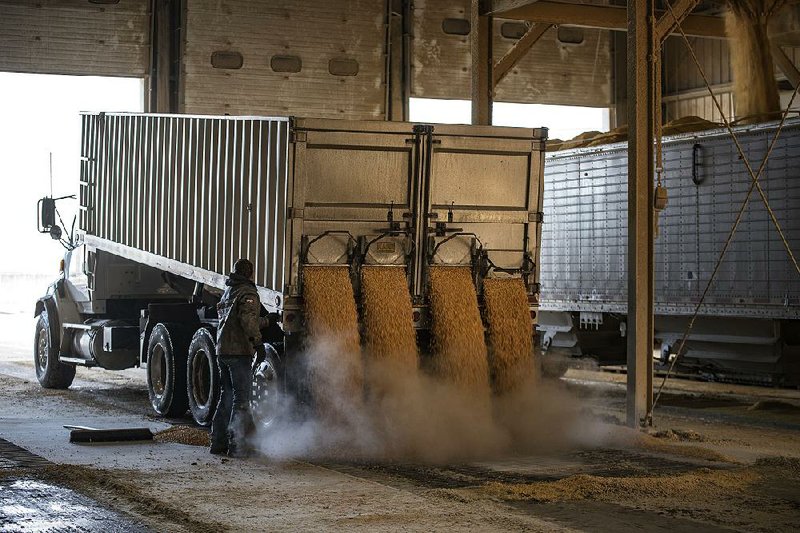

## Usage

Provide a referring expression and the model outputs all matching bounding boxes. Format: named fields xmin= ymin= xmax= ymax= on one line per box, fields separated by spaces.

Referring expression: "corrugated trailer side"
xmin=540 ymin=119 xmax=800 ymax=317
xmin=80 ymin=113 xmax=291 ymax=311
xmin=538 ymin=118 xmax=800 ymax=384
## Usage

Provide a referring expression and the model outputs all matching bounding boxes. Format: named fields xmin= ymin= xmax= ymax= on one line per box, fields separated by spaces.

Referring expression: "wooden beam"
xmin=471 ymin=0 xmax=492 ymax=125
xmin=481 ymin=0 xmax=539 ymax=16
xmin=493 ymin=23 xmax=551 ymax=88
xmin=655 ymin=0 xmax=700 ymax=42
xmin=772 ymin=43 xmax=800 ymax=88
xmin=772 ymin=31 xmax=800 ymax=48
xmin=501 ymin=1 xmax=726 ymax=39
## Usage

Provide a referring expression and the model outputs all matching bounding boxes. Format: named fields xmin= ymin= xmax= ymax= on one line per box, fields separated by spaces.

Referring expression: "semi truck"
xmin=34 ymin=112 xmax=547 ymax=426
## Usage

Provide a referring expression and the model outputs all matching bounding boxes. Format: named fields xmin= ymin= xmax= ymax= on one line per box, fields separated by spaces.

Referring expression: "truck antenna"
xmin=49 ymin=152 xmax=53 ymax=197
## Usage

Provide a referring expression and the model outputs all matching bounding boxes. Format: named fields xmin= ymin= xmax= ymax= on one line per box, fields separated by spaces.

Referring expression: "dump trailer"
xmin=538 ymin=118 xmax=800 ymax=386
xmin=34 ymin=112 xmax=547 ymax=425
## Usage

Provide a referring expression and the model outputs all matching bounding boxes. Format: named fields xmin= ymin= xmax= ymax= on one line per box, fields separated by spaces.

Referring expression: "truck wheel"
xmin=251 ymin=344 xmax=284 ymax=430
xmin=146 ymin=323 xmax=189 ymax=418
xmin=34 ymin=311 xmax=76 ymax=389
xmin=187 ymin=328 xmax=219 ymax=426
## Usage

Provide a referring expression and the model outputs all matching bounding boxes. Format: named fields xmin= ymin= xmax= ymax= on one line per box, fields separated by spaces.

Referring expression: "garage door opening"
xmin=0 ymin=72 xmax=143 ymax=357
xmin=409 ymin=97 xmax=610 ymax=141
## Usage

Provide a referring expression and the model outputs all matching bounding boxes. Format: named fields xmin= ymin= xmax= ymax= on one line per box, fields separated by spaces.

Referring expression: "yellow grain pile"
xmin=302 ymin=266 xmax=364 ymax=415
xmin=427 ymin=267 xmax=491 ymax=395
xmin=360 ymin=266 xmax=418 ymax=371
xmin=483 ymin=278 xmax=534 ymax=395
xmin=478 ymin=468 xmax=758 ymax=503
xmin=726 ymin=0 xmax=786 ymax=123
xmin=154 ymin=426 xmax=210 ymax=447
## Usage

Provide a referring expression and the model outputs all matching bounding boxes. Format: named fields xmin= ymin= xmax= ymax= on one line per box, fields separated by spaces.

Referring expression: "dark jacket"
xmin=216 ymin=274 xmax=263 ymax=356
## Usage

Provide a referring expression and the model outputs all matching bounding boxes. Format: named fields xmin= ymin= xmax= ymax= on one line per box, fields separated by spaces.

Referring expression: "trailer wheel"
xmin=34 ymin=311 xmax=75 ymax=389
xmin=251 ymin=344 xmax=283 ymax=430
xmin=146 ymin=323 xmax=189 ymax=418
xmin=186 ymin=328 xmax=219 ymax=426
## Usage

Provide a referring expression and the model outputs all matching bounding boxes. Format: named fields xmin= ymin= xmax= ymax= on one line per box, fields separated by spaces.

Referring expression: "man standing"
xmin=212 ymin=258 xmax=262 ymax=457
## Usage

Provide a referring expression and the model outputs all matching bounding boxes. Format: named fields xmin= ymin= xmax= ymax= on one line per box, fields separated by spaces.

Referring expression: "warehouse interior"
xmin=0 ymin=0 xmax=799 ymax=531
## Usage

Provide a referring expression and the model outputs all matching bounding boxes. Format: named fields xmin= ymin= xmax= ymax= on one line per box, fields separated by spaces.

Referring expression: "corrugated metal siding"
xmin=411 ymin=0 xmax=611 ymax=106
xmin=80 ymin=113 xmax=291 ymax=296
xmin=0 ymin=0 xmax=148 ymax=77
xmin=663 ymin=36 xmax=731 ymax=95
xmin=662 ymin=35 xmax=797 ymax=123
xmin=539 ymin=119 xmax=800 ymax=319
xmin=662 ymin=36 xmax=734 ymax=123
xmin=181 ymin=0 xmax=386 ymax=119
xmin=663 ymin=89 xmax=735 ymax=123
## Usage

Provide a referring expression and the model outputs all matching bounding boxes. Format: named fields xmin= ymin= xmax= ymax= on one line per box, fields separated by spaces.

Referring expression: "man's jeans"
xmin=211 ymin=355 xmax=253 ymax=453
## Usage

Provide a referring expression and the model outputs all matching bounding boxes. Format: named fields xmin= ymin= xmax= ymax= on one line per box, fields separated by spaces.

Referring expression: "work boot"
xmin=210 ymin=439 xmax=228 ymax=455
xmin=227 ymin=442 xmax=254 ymax=458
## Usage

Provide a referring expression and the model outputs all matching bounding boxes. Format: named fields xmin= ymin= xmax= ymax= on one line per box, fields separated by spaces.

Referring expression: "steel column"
xmin=626 ymin=0 xmax=655 ymax=428
xmin=470 ymin=0 xmax=492 ymax=125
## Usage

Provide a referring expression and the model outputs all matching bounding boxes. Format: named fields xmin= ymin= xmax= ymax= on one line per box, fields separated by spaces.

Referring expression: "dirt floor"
xmin=1 ymin=311 xmax=799 ymax=532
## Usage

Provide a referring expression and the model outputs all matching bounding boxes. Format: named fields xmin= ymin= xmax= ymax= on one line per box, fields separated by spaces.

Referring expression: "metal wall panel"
xmin=540 ymin=118 xmax=800 ymax=319
xmin=663 ymin=36 xmax=731 ymax=95
xmin=80 ymin=112 xmax=291 ymax=307
xmin=662 ymin=89 xmax=735 ymax=123
xmin=181 ymin=0 xmax=386 ymax=119
xmin=412 ymin=0 xmax=611 ymax=106
xmin=0 ymin=0 xmax=148 ymax=77
xmin=662 ymin=34 xmax=794 ymax=122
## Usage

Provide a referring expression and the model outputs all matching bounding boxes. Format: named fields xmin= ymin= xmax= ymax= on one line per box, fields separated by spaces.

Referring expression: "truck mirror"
xmin=39 ymin=197 xmax=56 ymax=229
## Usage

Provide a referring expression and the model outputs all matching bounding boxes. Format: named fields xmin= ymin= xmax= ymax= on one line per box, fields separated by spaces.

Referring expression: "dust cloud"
xmin=250 ymin=354 xmax=591 ymax=463
xmin=252 ymin=266 xmax=598 ymax=464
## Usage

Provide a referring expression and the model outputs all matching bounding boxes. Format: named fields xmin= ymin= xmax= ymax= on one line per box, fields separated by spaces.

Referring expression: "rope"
xmin=646 ymin=1 xmax=800 ymax=423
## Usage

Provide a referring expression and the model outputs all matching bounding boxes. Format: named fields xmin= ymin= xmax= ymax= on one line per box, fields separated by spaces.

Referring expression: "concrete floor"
xmin=1 ymin=310 xmax=799 ymax=532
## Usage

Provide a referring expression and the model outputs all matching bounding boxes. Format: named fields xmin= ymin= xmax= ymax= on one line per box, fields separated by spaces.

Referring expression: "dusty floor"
xmin=1 ymin=311 xmax=799 ymax=532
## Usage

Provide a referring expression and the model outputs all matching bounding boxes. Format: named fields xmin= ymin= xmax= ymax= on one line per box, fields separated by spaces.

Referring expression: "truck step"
xmin=58 ymin=356 xmax=96 ymax=367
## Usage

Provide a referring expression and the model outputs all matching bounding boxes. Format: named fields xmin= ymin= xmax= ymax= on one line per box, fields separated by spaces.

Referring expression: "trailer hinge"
xmin=528 ymin=211 xmax=544 ymax=223
xmin=291 ymin=131 xmax=307 ymax=143
xmin=288 ymin=208 xmax=304 ymax=219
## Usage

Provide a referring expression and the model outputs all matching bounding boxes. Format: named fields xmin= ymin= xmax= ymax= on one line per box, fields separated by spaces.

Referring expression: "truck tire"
xmin=146 ymin=323 xmax=189 ymax=418
xmin=251 ymin=344 xmax=284 ymax=430
xmin=186 ymin=328 xmax=219 ymax=426
xmin=34 ymin=311 xmax=76 ymax=389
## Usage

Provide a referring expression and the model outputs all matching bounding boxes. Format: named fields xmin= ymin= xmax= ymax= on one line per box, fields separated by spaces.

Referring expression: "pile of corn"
xmin=427 ymin=267 xmax=492 ymax=396
xmin=303 ymin=264 xmax=535 ymax=422
xmin=360 ymin=267 xmax=419 ymax=371
xmin=483 ymin=278 xmax=534 ymax=395
xmin=154 ymin=426 xmax=210 ymax=447
xmin=302 ymin=266 xmax=364 ymax=416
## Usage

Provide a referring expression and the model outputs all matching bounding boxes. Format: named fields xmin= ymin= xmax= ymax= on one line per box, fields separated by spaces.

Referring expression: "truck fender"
xmin=35 ymin=296 xmax=62 ymax=356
